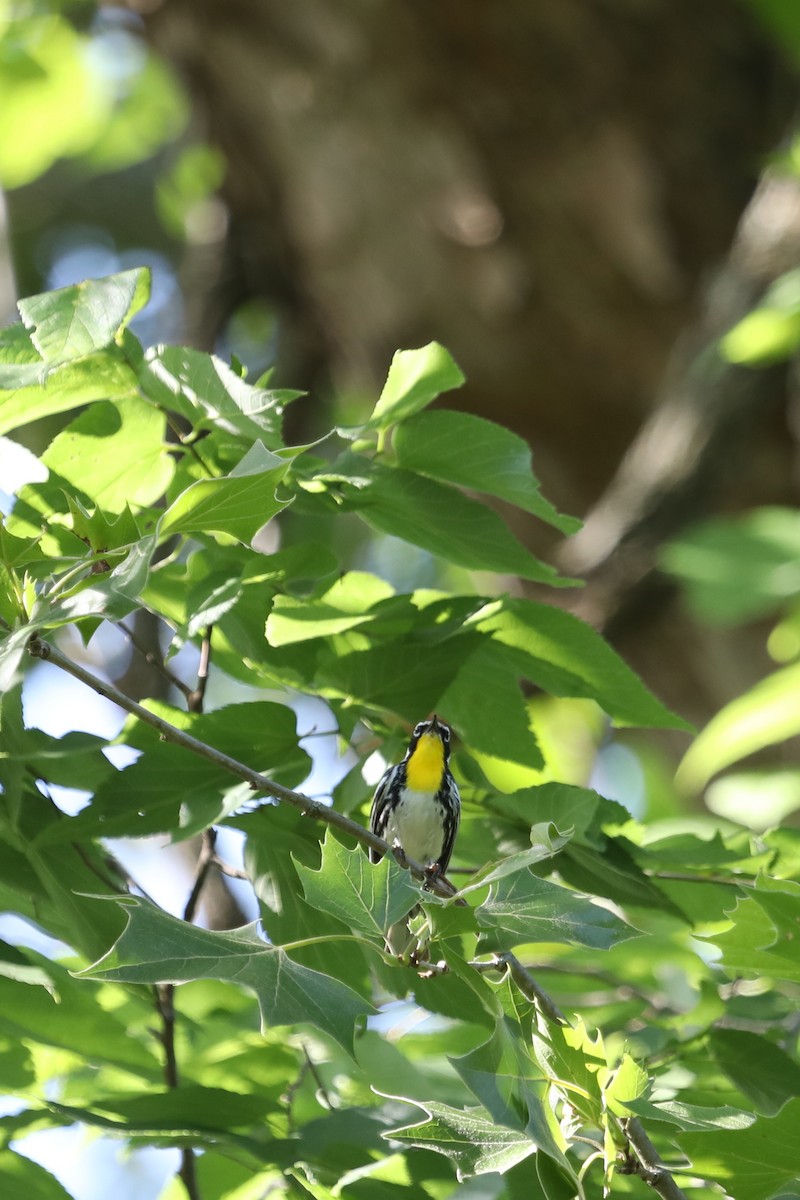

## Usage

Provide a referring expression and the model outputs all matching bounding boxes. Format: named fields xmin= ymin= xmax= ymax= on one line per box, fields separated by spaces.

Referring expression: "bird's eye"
xmin=441 ymin=726 xmax=450 ymax=742
xmin=413 ymin=723 xmax=425 ymax=737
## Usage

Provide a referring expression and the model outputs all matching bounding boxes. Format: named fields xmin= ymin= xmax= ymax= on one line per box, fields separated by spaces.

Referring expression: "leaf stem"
xmin=280 ymin=932 xmax=377 ymax=953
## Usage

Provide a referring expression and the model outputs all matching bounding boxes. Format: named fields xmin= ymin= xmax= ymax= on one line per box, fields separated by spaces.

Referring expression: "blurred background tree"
xmin=3 ymin=0 xmax=800 ymax=738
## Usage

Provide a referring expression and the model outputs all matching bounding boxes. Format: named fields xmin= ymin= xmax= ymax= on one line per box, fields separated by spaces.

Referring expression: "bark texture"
xmin=133 ymin=0 xmax=796 ymax=730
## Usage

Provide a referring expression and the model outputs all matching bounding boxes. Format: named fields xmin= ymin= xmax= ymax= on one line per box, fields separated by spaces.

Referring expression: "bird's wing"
xmin=368 ymin=763 xmax=400 ymax=862
xmin=438 ymin=776 xmax=461 ymax=875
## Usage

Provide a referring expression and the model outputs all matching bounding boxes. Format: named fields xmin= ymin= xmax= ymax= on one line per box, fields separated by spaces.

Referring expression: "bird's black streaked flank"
xmin=369 ymin=714 xmax=460 ymax=958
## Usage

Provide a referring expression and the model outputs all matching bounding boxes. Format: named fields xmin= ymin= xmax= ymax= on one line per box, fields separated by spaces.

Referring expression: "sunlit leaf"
xmin=678 ymin=661 xmax=800 ymax=791
xmin=386 ymin=1095 xmax=535 ymax=1179
xmin=158 ymin=441 xmax=291 ymax=543
xmin=394 ymin=409 xmax=580 ymax=535
xmin=18 ymin=269 xmax=150 ymax=364
xmin=296 ymin=830 xmax=420 ymax=939
xmin=365 ymin=342 xmax=464 ymax=430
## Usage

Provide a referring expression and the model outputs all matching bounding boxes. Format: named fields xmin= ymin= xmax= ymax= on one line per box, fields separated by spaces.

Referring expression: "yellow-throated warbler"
xmin=369 ymin=715 xmax=460 ymax=955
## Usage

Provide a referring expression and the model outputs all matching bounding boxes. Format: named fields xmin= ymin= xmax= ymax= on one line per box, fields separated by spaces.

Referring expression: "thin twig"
xmin=152 ymin=986 xmax=201 ymax=1199
xmin=212 ymin=856 xmax=250 ymax=881
xmin=187 ymin=626 xmax=212 ymax=713
xmin=119 ymin=620 xmax=193 ymax=702
xmin=302 ymin=1043 xmax=332 ymax=1109
xmin=183 ymin=828 xmax=218 ymax=923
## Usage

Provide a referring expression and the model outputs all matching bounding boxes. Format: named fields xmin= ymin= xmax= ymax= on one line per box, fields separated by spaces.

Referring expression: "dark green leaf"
xmin=709 ymin=1029 xmax=800 ymax=1115
xmin=0 ymin=1149 xmax=74 ymax=1200
xmin=477 ymin=871 xmax=637 ymax=950
xmin=393 ymin=410 xmax=580 ymax=535
xmin=345 ymin=465 xmax=573 ymax=586
xmin=678 ymin=1097 xmax=800 ymax=1200
xmin=475 ymin=598 xmax=691 ymax=730
xmin=296 ymin=831 xmax=420 ymax=938
xmin=37 ymin=700 xmax=310 ymax=843
xmin=450 ymin=1020 xmax=568 ymax=1166
xmin=0 ymin=939 xmax=55 ymax=994
xmin=78 ymin=898 xmax=375 ymax=1053
xmin=386 ymin=1096 xmax=536 ymax=1179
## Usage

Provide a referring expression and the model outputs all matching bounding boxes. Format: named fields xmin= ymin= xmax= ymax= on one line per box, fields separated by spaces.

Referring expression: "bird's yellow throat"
xmin=405 ymin=731 xmax=445 ymax=792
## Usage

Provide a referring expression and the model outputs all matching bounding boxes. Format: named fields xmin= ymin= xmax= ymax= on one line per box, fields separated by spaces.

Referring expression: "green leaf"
xmin=0 ymin=968 xmax=159 ymax=1075
xmin=709 ymin=1028 xmax=800 ymax=1115
xmin=366 ymin=342 xmax=464 ymax=430
xmin=345 ymin=465 xmax=573 ymax=586
xmin=78 ymin=898 xmax=375 ymax=1053
xmin=386 ymin=1096 xmax=536 ymax=1179
xmin=240 ymin=807 xmax=371 ymax=989
xmin=266 ymin=572 xmax=396 ymax=646
xmin=0 ymin=940 xmax=56 ymax=994
xmin=703 ymin=885 xmax=800 ymax=984
xmin=602 ymin=1052 xmax=649 ymax=1116
xmin=0 ymin=1149 xmax=74 ymax=1200
xmin=531 ymin=1015 xmax=605 ymax=1127
xmin=474 ymin=598 xmax=691 ymax=731
xmin=144 ymin=344 xmax=292 ymax=448
xmin=662 ymin=507 xmax=800 ymax=627
xmin=158 ymin=440 xmax=291 ymax=543
xmin=393 ymin=410 xmax=580 ymax=535
xmin=458 ymin=835 xmax=571 ymax=898
xmin=43 ymin=395 xmax=173 ymax=512
xmin=558 ymin=839 xmax=685 ymax=917
xmin=0 ymin=351 xmax=139 ymax=438
xmin=295 ymin=831 xmax=420 ymax=939
xmin=678 ymin=661 xmax=800 ymax=791
xmin=476 ymin=871 xmax=637 ymax=951
xmin=450 ymin=1020 xmax=569 ymax=1166
xmin=625 ymin=1097 xmax=755 ymax=1132
xmin=18 ymin=269 xmax=150 ymax=364
xmin=437 ymin=640 xmax=544 ymax=768
xmin=678 ymin=1096 xmax=800 ymax=1200
xmin=37 ymin=700 xmax=310 ymax=843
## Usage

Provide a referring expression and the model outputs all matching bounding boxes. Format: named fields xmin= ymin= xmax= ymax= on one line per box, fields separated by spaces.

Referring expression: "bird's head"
xmin=404 ymin=714 xmax=452 ymax=791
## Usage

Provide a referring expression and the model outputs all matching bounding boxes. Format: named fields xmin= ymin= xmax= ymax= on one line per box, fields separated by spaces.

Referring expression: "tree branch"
xmin=26 ymin=634 xmax=451 ymax=894
xmin=622 ymin=1118 xmax=688 ymax=1200
xmin=26 ymin=632 xmax=686 ymax=1199
xmin=471 ymin=953 xmax=569 ymax=1027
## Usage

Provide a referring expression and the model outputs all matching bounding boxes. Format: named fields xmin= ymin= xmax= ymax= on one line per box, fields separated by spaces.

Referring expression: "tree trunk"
xmin=135 ymin=0 xmax=795 ymax=729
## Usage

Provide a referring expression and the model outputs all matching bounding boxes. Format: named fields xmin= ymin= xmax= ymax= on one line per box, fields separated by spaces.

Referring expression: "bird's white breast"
xmin=383 ymin=789 xmax=445 ymax=866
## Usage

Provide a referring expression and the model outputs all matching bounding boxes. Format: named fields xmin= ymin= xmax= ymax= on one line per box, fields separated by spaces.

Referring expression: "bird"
xmin=369 ymin=714 xmax=460 ymax=958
